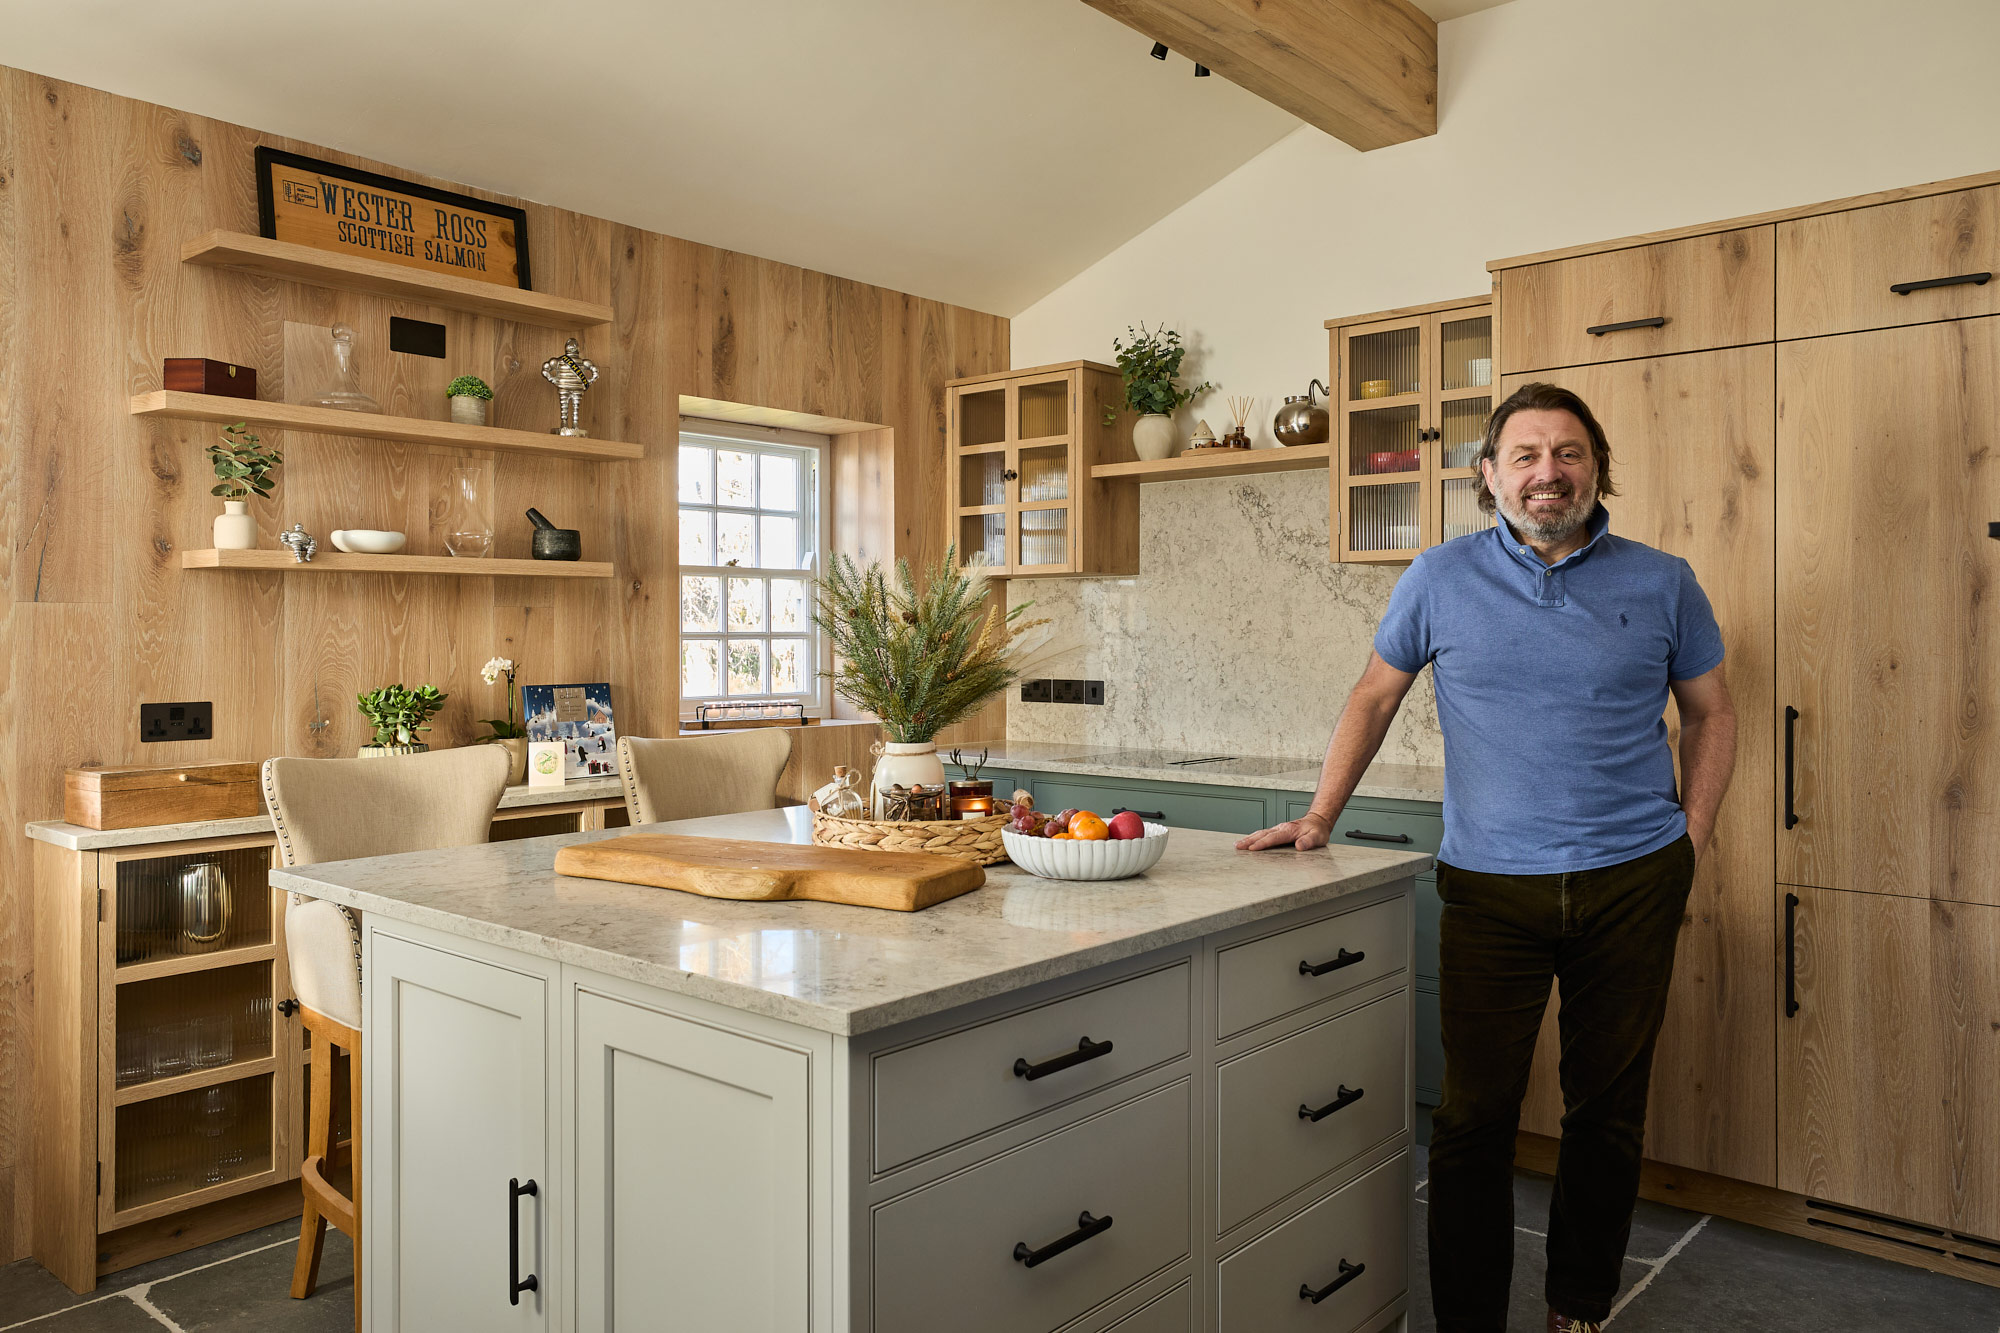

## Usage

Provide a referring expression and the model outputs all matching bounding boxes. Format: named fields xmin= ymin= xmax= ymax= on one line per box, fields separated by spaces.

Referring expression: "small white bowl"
xmin=1002 ymin=824 xmax=1169 ymax=881
xmin=331 ymin=529 xmax=407 ymax=554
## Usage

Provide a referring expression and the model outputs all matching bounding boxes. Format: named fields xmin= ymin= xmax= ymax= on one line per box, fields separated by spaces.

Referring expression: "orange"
xmin=1051 ymin=831 xmax=1076 ymax=840
xmin=1069 ymin=811 xmax=1110 ymax=841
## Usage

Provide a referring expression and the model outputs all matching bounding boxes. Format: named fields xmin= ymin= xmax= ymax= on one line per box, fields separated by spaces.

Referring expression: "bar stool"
xmin=262 ymin=745 xmax=511 ymax=1332
xmin=617 ymin=730 xmax=796 ymax=824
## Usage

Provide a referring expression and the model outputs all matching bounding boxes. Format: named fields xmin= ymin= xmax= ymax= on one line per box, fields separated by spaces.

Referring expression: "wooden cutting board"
xmin=552 ymin=834 xmax=985 ymax=912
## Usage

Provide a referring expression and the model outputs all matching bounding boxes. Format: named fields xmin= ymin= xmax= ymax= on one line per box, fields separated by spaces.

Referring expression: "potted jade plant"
xmin=355 ymin=683 xmax=448 ymax=757
xmin=814 ymin=546 xmax=1045 ymax=817
xmin=206 ymin=422 xmax=282 ymax=549
xmin=477 ymin=655 xmax=527 ymax=783
xmin=1103 ymin=324 xmax=1213 ymax=462
xmin=446 ymin=374 xmax=493 ymax=426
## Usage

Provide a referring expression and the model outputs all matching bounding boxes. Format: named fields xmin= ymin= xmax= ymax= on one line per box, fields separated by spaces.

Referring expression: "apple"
xmin=1107 ymin=810 xmax=1146 ymax=841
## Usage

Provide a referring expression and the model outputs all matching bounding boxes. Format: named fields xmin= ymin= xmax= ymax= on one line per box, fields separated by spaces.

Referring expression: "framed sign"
xmin=255 ymin=146 xmax=533 ymax=290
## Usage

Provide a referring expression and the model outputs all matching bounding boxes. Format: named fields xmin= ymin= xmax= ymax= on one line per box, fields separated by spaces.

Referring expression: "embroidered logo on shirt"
xmin=1619 ymin=612 xmax=1629 ymax=627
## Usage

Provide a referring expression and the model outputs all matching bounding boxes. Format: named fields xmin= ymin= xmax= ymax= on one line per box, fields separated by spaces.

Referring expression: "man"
xmin=1237 ymin=382 xmax=1737 ymax=1333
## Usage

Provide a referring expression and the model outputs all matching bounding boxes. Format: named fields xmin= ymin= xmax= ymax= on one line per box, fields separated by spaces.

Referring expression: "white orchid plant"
xmin=478 ymin=656 xmax=524 ymax=740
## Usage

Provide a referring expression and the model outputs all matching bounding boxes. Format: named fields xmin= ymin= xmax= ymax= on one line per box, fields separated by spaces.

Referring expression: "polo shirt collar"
xmin=1497 ymin=503 xmax=1612 ymax=573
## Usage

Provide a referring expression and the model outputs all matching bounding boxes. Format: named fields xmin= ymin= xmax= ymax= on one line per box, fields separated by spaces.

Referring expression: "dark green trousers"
xmin=1427 ymin=834 xmax=1695 ymax=1331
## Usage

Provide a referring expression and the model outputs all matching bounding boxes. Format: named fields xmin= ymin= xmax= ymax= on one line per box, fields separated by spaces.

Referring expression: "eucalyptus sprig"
xmin=1102 ymin=323 xmax=1213 ymax=425
xmin=206 ymin=422 xmax=283 ymax=501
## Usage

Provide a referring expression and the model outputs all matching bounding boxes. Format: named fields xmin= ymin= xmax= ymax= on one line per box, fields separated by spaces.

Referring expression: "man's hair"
xmin=1472 ymin=382 xmax=1618 ymax=515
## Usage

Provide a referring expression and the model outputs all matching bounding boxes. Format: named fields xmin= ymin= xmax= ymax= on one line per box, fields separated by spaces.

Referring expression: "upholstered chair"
xmin=616 ymin=730 xmax=796 ymax=825
xmin=262 ymin=745 xmax=510 ymax=1331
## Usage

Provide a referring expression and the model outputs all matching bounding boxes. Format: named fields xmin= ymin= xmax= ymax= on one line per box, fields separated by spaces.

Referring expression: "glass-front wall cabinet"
xmin=1330 ymin=297 xmax=1497 ymax=563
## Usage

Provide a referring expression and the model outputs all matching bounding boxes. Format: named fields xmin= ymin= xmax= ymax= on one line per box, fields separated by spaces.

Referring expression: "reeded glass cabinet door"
xmin=949 ymin=371 xmax=1081 ymax=575
xmin=1434 ymin=313 xmax=1495 ymax=545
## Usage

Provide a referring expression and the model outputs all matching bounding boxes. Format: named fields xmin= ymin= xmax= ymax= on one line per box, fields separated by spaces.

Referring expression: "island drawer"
xmin=872 ymin=1081 xmax=1191 ymax=1333
xmin=873 ymin=962 xmax=1190 ymax=1171
xmin=1216 ymin=896 xmax=1409 ymax=1039
xmin=1217 ymin=992 xmax=1409 ymax=1234
xmin=1215 ymin=1150 xmax=1409 ymax=1333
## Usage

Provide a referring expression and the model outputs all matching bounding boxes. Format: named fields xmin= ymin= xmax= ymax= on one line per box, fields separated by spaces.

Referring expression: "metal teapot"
xmin=1273 ymin=378 xmax=1331 ymax=447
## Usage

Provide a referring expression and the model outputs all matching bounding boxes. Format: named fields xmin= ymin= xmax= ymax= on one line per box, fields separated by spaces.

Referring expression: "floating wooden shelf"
xmin=1091 ymin=442 xmax=1333 ymax=483
xmin=183 ymin=550 xmax=614 ymax=579
xmin=131 ymin=391 xmax=644 ymax=462
xmin=181 ymin=230 xmax=614 ymax=330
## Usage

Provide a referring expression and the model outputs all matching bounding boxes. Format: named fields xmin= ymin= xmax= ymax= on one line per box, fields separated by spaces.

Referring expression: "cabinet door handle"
xmin=1112 ymin=807 xmax=1164 ymax=820
xmin=1299 ymin=1258 xmax=1366 ymax=1304
xmin=1014 ymin=1036 xmax=1114 ymax=1081
xmin=1784 ymin=892 xmax=1800 ymax=1018
xmin=1890 ymin=271 xmax=1992 ymax=295
xmin=509 ymin=1178 xmax=540 ymax=1306
xmin=1001 ymin=468 xmax=1019 ymax=480
xmin=1298 ymin=1084 xmax=1365 ymax=1122
xmin=1783 ymin=705 xmax=1800 ymax=830
xmin=1013 ymin=1210 xmax=1113 ymax=1268
xmin=1585 ymin=316 xmax=1667 ymax=336
xmin=1344 ymin=828 xmax=1412 ymax=844
xmin=276 ymin=998 xmax=300 ymax=1017
xmin=1299 ymin=947 xmax=1365 ymax=977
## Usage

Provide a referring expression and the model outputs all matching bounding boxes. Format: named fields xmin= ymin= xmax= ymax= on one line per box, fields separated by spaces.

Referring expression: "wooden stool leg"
xmin=292 ymin=1030 xmax=333 ymax=1299
xmin=350 ymin=1032 xmax=364 ymax=1333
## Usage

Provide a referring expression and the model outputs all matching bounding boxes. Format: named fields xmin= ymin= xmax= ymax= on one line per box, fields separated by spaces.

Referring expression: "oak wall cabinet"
xmin=1326 ymin=296 xmax=1496 ymax=563
xmin=946 ymin=362 xmax=1137 ymax=577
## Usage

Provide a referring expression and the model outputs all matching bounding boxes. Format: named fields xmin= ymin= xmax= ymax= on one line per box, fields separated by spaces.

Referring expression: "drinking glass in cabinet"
xmin=1019 ymin=509 xmax=1069 ymax=566
xmin=1351 ymin=482 xmax=1421 ymax=552
xmin=1348 ymin=326 xmax=1422 ymax=399
xmin=961 ymin=513 xmax=1006 ymax=567
xmin=114 ymin=1075 xmax=273 ymax=1212
xmin=1018 ymin=446 xmax=1069 ymax=502
xmin=1440 ymin=316 xmax=1494 ymax=391
xmin=1349 ymin=405 xmax=1422 ymax=475
xmin=117 ymin=848 xmax=271 ymax=965
xmin=117 ymin=964 xmax=274 ymax=1089
xmin=1439 ymin=397 xmax=1490 ymax=470
xmin=959 ymin=388 xmax=1005 ymax=446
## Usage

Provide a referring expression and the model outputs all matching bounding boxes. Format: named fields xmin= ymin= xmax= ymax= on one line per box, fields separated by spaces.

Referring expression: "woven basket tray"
xmin=808 ymin=801 xmax=1009 ymax=866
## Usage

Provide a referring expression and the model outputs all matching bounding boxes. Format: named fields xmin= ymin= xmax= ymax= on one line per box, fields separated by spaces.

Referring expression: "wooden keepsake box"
xmin=65 ymin=761 xmax=266 ymax=830
xmin=163 ymin=357 xmax=258 ymax=399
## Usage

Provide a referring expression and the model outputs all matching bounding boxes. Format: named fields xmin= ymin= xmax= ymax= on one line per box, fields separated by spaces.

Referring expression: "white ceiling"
xmin=1 ymin=0 xmax=1511 ymax=316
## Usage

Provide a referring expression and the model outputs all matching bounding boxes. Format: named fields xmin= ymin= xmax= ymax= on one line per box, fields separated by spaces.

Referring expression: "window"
xmin=678 ymin=424 xmax=826 ymax=716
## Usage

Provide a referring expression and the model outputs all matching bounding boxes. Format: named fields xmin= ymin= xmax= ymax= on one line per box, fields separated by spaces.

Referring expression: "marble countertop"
xmin=271 ymin=806 xmax=1430 ymax=1037
xmin=951 ymin=741 xmax=1445 ymax=804
xmin=25 ymin=776 xmax=628 ymax=851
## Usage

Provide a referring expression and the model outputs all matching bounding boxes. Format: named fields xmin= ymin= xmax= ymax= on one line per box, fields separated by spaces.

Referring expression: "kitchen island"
xmin=273 ymin=806 xmax=1427 ymax=1333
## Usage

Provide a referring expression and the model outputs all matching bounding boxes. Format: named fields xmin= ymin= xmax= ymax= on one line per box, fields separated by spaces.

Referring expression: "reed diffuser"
xmin=1223 ymin=396 xmax=1254 ymax=449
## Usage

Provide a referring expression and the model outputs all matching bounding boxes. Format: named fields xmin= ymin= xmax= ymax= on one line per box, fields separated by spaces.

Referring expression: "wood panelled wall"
xmin=0 ymin=67 xmax=1008 ymax=1262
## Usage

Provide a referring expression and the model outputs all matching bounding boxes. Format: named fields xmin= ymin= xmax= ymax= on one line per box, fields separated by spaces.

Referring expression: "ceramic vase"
xmin=450 ymin=395 xmax=488 ymax=426
xmin=872 ymin=742 xmax=947 ymax=818
xmin=213 ymin=500 xmax=256 ymax=550
xmin=358 ymin=742 xmax=429 ymax=759
xmin=492 ymin=736 xmax=528 ymax=785
xmin=1133 ymin=414 xmax=1177 ymax=463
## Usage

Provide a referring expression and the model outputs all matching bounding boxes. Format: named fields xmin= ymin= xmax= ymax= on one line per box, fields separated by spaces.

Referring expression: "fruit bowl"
xmin=1001 ymin=823 xmax=1169 ymax=881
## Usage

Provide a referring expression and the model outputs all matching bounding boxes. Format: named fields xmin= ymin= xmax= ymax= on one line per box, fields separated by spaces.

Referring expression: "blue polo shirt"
xmin=1373 ymin=506 xmax=1724 ymax=874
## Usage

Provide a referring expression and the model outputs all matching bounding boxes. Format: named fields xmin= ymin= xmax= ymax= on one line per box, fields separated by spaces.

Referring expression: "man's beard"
xmin=1496 ymin=477 xmax=1597 ymax=545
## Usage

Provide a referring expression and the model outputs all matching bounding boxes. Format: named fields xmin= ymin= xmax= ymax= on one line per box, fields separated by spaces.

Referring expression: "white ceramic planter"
xmin=450 ymin=396 xmax=489 ymax=426
xmin=213 ymin=500 xmax=257 ymax=550
xmin=1133 ymin=414 xmax=1177 ymax=462
xmin=871 ymin=741 xmax=947 ymax=816
xmin=358 ymin=743 xmax=429 ymax=759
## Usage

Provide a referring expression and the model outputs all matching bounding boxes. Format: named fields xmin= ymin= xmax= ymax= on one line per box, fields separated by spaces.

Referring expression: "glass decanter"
xmin=304 ymin=323 xmax=381 ymax=413
xmin=443 ymin=465 xmax=493 ymax=558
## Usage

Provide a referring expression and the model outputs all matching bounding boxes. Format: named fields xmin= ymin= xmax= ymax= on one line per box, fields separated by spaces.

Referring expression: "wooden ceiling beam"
xmin=1082 ymin=0 xmax=1437 ymax=151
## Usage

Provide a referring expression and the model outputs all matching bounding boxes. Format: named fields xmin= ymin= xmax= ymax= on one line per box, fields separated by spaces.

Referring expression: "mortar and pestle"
xmin=526 ymin=508 xmax=582 ymax=561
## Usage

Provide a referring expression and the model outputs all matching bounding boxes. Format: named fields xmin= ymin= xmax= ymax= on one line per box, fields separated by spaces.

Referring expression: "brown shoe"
xmin=1548 ymin=1313 xmax=1604 ymax=1333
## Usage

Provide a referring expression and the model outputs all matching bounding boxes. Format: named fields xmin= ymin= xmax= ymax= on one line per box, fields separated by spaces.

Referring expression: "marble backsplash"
xmin=1005 ymin=467 xmax=1445 ymax=765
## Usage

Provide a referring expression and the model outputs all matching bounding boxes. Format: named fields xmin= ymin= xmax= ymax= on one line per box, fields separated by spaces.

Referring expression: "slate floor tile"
xmin=147 ymin=1228 xmax=353 ymax=1333
xmin=2 ymin=1296 xmax=164 ymax=1331
xmin=1509 ymin=1166 xmax=1705 ymax=1262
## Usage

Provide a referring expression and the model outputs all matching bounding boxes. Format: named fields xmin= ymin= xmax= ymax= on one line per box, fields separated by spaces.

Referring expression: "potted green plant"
xmin=814 ymin=546 xmax=1045 ymax=816
xmin=206 ymin=422 xmax=283 ymax=550
xmin=1102 ymin=324 xmax=1214 ymax=462
xmin=355 ymin=683 xmax=448 ymax=757
xmin=477 ymin=656 xmax=527 ymax=783
xmin=446 ymin=374 xmax=493 ymax=426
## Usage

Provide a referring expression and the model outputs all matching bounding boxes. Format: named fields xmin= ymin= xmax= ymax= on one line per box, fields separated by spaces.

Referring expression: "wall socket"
xmin=1019 ymin=679 xmax=1104 ymax=706
xmin=141 ymin=701 xmax=213 ymax=743
xmin=1019 ymin=679 xmax=1053 ymax=703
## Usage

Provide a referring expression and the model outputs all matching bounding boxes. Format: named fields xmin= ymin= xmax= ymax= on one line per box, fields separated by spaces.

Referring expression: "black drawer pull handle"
xmin=1585 ymin=316 xmax=1667 ymax=336
xmin=509 ymin=1177 xmax=539 ymax=1306
xmin=1890 ymin=271 xmax=1991 ymax=295
xmin=1343 ymin=828 xmax=1412 ymax=844
xmin=1299 ymin=948 xmax=1365 ymax=978
xmin=1783 ymin=705 xmax=1800 ymax=830
xmin=1014 ymin=1210 xmax=1113 ymax=1268
xmin=1300 ymin=1258 xmax=1366 ymax=1304
xmin=1299 ymin=1085 xmax=1365 ymax=1122
xmin=1014 ymin=1036 xmax=1114 ymax=1081
xmin=1785 ymin=892 xmax=1800 ymax=1018
xmin=1112 ymin=807 xmax=1165 ymax=820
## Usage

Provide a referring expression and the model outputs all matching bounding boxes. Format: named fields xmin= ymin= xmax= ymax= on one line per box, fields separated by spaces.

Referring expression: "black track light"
xmin=1150 ymin=41 xmax=1168 ymax=59
xmin=1194 ymin=63 xmax=1210 ymax=76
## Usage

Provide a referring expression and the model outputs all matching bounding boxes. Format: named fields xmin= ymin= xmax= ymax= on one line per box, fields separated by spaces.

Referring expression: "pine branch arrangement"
xmin=814 ymin=546 xmax=1044 ymax=744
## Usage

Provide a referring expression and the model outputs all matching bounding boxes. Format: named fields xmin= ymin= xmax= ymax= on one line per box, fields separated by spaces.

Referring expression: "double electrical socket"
xmin=1020 ymin=678 xmax=1104 ymax=705
xmin=141 ymin=701 xmax=213 ymax=742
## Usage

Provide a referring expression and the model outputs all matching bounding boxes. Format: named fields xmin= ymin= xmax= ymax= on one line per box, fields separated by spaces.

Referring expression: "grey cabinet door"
xmin=1029 ymin=777 xmax=1268 ymax=835
xmin=1215 ymin=1150 xmax=1410 ymax=1333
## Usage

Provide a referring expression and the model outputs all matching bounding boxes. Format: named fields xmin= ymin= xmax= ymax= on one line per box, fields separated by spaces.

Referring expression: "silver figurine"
xmin=279 ymin=524 xmax=317 ymax=563
xmin=541 ymin=337 xmax=600 ymax=437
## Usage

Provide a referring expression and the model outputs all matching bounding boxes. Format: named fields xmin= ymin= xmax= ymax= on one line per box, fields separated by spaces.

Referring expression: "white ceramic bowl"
xmin=331 ymin=529 xmax=407 ymax=554
xmin=1002 ymin=824 xmax=1169 ymax=881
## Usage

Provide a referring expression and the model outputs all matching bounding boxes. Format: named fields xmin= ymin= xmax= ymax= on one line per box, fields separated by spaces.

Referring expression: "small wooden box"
xmin=163 ymin=358 xmax=258 ymax=399
xmin=64 ymin=761 xmax=266 ymax=830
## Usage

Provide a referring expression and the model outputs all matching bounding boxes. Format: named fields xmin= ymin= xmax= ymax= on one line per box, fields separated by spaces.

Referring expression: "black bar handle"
xmin=276 ymin=998 xmax=300 ymax=1017
xmin=1299 ymin=1258 xmax=1366 ymax=1304
xmin=509 ymin=1178 xmax=540 ymax=1306
xmin=1299 ymin=1085 xmax=1365 ymax=1123
xmin=1586 ymin=316 xmax=1667 ymax=336
xmin=1013 ymin=1210 xmax=1113 ymax=1268
xmin=1014 ymin=1036 xmax=1114 ymax=1082
xmin=1785 ymin=892 xmax=1800 ymax=1018
xmin=1784 ymin=705 xmax=1800 ymax=830
xmin=1112 ymin=807 xmax=1165 ymax=820
xmin=1344 ymin=828 xmax=1413 ymax=844
xmin=1299 ymin=947 xmax=1365 ymax=978
xmin=1890 ymin=271 xmax=1991 ymax=295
